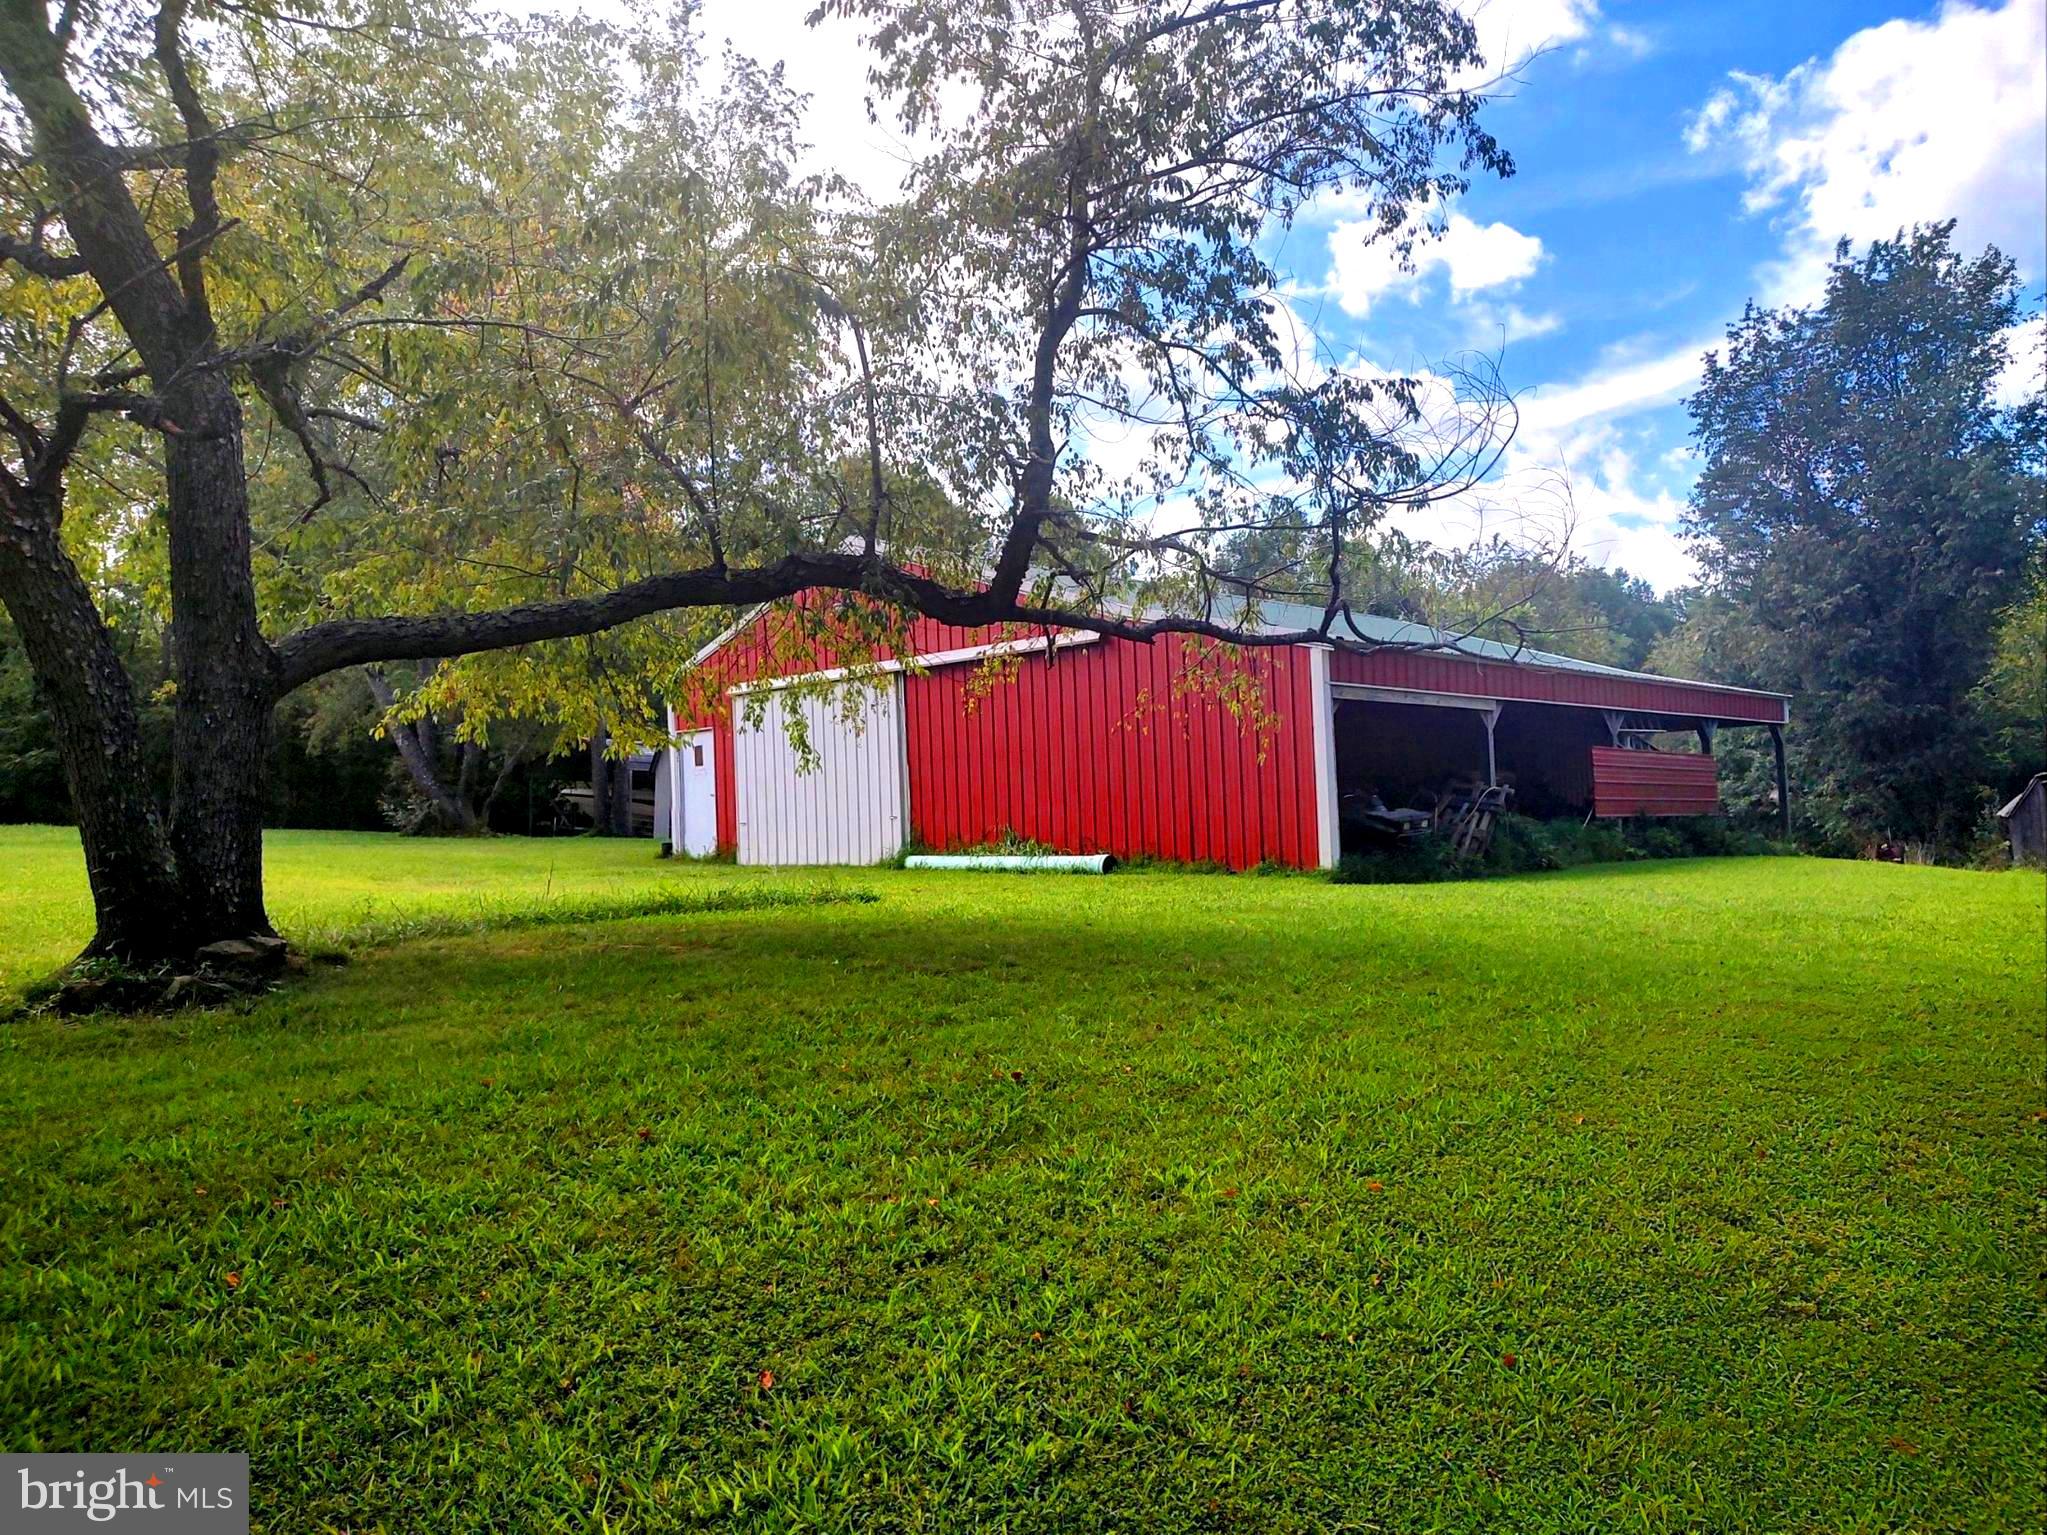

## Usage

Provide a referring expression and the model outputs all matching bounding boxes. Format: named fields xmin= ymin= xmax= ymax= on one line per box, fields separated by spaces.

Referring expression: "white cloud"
xmin=1450 ymin=301 xmax=1564 ymax=350
xmin=1605 ymin=25 xmax=1655 ymax=61
xmin=1377 ymin=338 xmax=1721 ymax=591
xmin=699 ymin=1 xmax=925 ymax=198
xmin=1499 ymin=304 xmax=1564 ymax=343
xmin=1515 ymin=341 xmax=1708 ymax=436
xmin=1328 ymin=212 xmax=1546 ymax=317
xmin=1562 ymin=444 xmax=1695 ymax=590
xmin=1993 ymin=315 xmax=2046 ymax=407
xmin=1389 ymin=419 xmax=1699 ymax=591
xmin=1685 ymin=0 xmax=2047 ymax=302
xmin=1455 ymin=0 xmax=1600 ymax=85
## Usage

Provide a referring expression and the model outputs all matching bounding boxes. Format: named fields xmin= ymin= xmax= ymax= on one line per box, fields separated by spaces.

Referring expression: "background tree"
xmin=2 ymin=0 xmax=1522 ymax=966
xmin=1971 ymin=548 xmax=2045 ymax=783
xmin=1679 ymin=225 xmax=2045 ymax=854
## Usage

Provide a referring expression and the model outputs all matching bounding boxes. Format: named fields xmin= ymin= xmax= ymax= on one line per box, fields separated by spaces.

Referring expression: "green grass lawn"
xmin=1 ymin=829 xmax=2041 ymax=1532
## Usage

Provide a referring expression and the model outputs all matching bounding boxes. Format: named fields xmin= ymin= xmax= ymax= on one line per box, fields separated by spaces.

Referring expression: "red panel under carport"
xmin=1590 ymin=747 xmax=1721 ymax=817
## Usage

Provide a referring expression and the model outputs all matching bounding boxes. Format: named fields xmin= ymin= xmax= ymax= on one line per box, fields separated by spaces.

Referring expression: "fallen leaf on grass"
xmin=224 ymin=1272 xmax=240 ymax=1289
xmin=758 ymin=1369 xmax=775 ymax=1391
xmin=1501 ymin=1352 xmax=1517 ymax=1369
xmin=1887 ymin=1437 xmax=1920 ymax=1456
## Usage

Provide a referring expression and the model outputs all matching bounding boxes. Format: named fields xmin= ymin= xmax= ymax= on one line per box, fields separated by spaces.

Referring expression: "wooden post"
xmin=1767 ymin=722 xmax=1790 ymax=840
xmin=1696 ymin=720 xmax=1717 ymax=756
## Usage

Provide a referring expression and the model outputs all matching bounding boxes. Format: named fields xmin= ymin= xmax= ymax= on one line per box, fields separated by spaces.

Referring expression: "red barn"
xmin=661 ymin=593 xmax=1790 ymax=867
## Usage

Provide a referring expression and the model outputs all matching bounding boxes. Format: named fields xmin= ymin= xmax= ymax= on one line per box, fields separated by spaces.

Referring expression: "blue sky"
xmin=699 ymin=0 xmax=2047 ymax=590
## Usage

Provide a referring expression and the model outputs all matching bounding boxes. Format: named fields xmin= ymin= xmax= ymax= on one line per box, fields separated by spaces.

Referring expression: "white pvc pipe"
xmin=903 ymin=853 xmax=1117 ymax=874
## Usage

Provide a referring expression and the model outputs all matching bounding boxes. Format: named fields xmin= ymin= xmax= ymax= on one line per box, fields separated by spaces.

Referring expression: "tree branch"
xmin=153 ymin=0 xmax=224 ymax=326
xmin=269 ymin=546 xmax=1547 ymax=700
xmin=0 ymin=229 xmax=89 ymax=279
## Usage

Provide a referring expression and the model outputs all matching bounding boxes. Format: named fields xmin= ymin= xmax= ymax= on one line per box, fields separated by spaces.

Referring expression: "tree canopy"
xmin=1677 ymin=224 xmax=2045 ymax=852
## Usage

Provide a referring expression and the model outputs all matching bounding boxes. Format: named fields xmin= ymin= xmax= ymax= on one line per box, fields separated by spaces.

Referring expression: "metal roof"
xmin=1997 ymin=773 xmax=2047 ymax=820
xmin=1215 ymin=595 xmax=1792 ymax=701
xmin=690 ymin=584 xmax=1790 ymax=706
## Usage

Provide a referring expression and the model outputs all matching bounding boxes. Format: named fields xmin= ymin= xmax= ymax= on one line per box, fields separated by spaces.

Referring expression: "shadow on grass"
xmin=299 ymin=882 xmax=880 ymax=955
xmin=9 ymin=884 xmax=881 ymax=1017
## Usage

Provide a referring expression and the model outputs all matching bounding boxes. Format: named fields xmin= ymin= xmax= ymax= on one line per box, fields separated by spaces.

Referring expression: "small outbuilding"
xmin=662 ymin=593 xmax=1793 ymax=867
xmin=1996 ymin=773 xmax=2047 ymax=865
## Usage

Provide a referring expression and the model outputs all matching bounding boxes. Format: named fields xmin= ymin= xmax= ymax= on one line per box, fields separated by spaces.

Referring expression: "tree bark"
xmin=589 ymin=727 xmax=613 ymax=836
xmin=160 ymin=382 xmax=278 ymax=941
xmin=0 ymin=500 xmax=187 ymax=958
xmin=609 ymin=752 xmax=633 ymax=837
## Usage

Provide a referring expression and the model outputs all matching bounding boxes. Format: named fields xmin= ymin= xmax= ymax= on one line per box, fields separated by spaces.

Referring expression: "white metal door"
xmin=733 ymin=679 xmax=907 ymax=865
xmin=675 ymin=729 xmax=717 ymax=857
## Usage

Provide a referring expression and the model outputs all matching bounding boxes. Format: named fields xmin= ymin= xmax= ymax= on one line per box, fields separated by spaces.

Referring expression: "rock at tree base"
xmin=194 ymin=936 xmax=290 ymax=974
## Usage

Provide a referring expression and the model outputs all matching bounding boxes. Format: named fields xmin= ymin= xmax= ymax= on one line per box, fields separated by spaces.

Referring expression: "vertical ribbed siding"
xmin=902 ymin=637 xmax=1321 ymax=869
xmin=713 ymin=711 xmax=737 ymax=853
xmin=731 ymin=679 xmax=908 ymax=865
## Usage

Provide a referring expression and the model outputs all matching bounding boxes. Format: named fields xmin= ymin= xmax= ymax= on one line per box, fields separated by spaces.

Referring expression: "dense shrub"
xmin=1333 ymin=814 xmax=1785 ymax=885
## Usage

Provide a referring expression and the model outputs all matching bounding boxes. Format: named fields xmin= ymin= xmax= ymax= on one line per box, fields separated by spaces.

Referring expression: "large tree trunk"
xmin=0 ymin=503 xmax=187 ymax=959
xmin=161 ymin=387 xmax=277 ymax=942
xmin=0 ymin=410 xmax=280 ymax=964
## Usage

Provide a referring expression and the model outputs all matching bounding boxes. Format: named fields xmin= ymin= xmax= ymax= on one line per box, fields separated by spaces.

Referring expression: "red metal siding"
xmin=903 ymin=634 xmax=1321 ymax=869
xmin=713 ymin=710 xmax=737 ymax=852
xmin=1328 ymin=646 xmax=1786 ymax=723
xmin=1590 ymin=747 xmax=1721 ymax=817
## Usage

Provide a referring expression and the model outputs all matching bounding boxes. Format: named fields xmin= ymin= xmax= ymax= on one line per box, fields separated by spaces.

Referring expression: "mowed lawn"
xmin=1 ymin=830 xmax=2041 ymax=1532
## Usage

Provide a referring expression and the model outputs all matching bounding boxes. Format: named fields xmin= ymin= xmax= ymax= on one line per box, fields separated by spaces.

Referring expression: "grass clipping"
xmin=299 ymin=882 xmax=879 ymax=955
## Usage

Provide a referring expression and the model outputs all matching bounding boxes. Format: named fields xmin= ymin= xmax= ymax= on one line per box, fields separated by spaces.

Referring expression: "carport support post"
xmin=1483 ymin=705 xmax=1500 ymax=788
xmin=665 ymin=704 xmax=685 ymax=854
xmin=1696 ymin=720 xmax=1717 ymax=756
xmin=1307 ymin=644 xmax=1339 ymax=869
xmin=1767 ymin=722 xmax=1790 ymax=840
